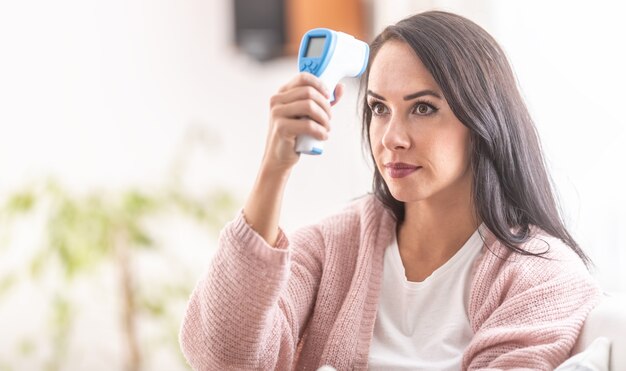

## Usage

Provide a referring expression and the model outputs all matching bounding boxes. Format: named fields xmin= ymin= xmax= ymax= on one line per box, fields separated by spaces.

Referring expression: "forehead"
xmin=368 ymin=40 xmax=440 ymax=95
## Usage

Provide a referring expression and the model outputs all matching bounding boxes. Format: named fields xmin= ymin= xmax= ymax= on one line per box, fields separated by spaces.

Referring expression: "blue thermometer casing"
xmin=296 ymin=28 xmax=369 ymax=155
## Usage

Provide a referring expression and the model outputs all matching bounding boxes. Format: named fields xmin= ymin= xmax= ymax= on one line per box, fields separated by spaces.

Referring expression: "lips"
xmin=384 ymin=162 xmax=421 ymax=179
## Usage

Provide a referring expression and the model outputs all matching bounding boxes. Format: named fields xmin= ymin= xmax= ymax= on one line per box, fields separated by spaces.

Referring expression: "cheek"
xmin=434 ymin=128 xmax=471 ymax=173
xmin=409 ymin=113 xmax=468 ymax=173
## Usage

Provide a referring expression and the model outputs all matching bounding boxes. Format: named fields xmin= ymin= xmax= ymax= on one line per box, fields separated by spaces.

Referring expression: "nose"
xmin=381 ymin=115 xmax=411 ymax=151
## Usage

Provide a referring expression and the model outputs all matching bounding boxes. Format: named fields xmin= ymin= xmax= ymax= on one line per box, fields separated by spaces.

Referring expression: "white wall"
xmin=0 ymin=0 xmax=371 ymax=230
xmin=490 ymin=0 xmax=626 ymax=292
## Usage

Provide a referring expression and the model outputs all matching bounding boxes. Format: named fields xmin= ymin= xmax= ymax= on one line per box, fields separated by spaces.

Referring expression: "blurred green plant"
xmin=0 ymin=180 xmax=237 ymax=371
xmin=0 ymin=125 xmax=238 ymax=371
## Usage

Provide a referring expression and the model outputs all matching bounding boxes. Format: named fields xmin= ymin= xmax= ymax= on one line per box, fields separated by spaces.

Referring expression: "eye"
xmin=369 ymin=102 xmax=388 ymax=116
xmin=412 ymin=102 xmax=438 ymax=116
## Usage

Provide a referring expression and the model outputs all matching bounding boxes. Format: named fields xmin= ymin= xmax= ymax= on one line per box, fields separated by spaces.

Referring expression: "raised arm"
xmin=244 ymin=73 xmax=343 ymax=246
xmin=180 ymin=74 xmax=344 ymax=370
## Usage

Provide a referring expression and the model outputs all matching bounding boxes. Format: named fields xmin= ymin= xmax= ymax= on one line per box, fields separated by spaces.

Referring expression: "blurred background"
xmin=0 ymin=0 xmax=624 ymax=370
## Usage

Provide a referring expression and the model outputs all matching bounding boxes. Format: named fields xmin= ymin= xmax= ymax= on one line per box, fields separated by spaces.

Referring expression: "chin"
xmin=387 ymin=186 xmax=430 ymax=203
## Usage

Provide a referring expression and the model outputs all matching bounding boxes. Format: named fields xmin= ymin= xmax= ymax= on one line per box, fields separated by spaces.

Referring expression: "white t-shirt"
xmin=368 ymin=227 xmax=485 ymax=371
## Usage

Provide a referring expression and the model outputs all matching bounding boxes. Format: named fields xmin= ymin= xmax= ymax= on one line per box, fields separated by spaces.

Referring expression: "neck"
xmin=397 ymin=186 xmax=480 ymax=263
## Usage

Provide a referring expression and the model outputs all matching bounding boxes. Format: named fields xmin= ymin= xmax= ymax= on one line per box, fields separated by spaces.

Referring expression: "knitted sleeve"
xmin=463 ymin=234 xmax=602 ymax=371
xmin=179 ymin=211 xmax=325 ymax=370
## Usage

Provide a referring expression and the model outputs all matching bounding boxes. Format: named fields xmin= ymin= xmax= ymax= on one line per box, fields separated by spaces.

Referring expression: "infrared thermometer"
xmin=296 ymin=28 xmax=369 ymax=155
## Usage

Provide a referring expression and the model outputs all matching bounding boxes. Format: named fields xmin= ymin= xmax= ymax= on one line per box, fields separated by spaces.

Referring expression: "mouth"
xmin=383 ymin=162 xmax=421 ymax=179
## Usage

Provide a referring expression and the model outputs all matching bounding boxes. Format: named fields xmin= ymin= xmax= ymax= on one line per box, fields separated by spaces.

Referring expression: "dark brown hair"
xmin=360 ymin=11 xmax=591 ymax=265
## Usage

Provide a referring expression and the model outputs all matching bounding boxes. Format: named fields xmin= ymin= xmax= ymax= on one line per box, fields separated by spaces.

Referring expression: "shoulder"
xmin=471 ymin=225 xmax=599 ymax=320
xmin=478 ymin=226 xmax=590 ymax=283
xmin=290 ymin=194 xmax=394 ymax=251
xmin=323 ymin=193 xmax=387 ymax=223
xmin=464 ymin=226 xmax=602 ymax=369
xmin=300 ymin=194 xmax=389 ymax=233
xmin=320 ymin=194 xmax=396 ymax=249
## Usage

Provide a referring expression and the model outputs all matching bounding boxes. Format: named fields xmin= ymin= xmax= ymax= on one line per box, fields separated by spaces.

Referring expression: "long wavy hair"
xmin=360 ymin=11 xmax=591 ymax=265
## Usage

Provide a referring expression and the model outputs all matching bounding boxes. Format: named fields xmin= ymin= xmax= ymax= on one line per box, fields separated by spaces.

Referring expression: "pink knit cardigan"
xmin=180 ymin=195 xmax=601 ymax=370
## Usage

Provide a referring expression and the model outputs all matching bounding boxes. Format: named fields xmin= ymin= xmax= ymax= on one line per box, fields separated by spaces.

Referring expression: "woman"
xmin=180 ymin=11 xmax=600 ymax=370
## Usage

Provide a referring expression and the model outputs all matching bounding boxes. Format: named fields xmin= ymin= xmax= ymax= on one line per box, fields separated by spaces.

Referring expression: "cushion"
xmin=555 ymin=337 xmax=610 ymax=371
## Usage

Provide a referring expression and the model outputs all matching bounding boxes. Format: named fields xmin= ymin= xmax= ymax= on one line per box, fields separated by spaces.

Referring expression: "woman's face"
xmin=368 ymin=40 xmax=473 ymax=206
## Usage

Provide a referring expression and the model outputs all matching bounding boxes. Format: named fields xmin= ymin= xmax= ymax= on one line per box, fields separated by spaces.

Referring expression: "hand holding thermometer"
xmin=296 ymin=28 xmax=369 ymax=155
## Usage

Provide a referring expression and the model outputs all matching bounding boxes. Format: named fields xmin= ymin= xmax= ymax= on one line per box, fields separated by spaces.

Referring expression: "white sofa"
xmin=571 ymin=293 xmax=626 ymax=370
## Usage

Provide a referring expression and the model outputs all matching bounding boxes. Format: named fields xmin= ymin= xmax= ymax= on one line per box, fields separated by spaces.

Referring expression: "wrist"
xmin=258 ymin=161 xmax=292 ymax=184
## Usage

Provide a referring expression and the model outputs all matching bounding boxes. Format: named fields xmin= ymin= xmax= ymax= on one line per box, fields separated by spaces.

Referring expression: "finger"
xmin=276 ymin=118 xmax=329 ymax=141
xmin=330 ymin=83 xmax=345 ymax=107
xmin=272 ymin=100 xmax=331 ymax=132
xmin=278 ymin=72 xmax=331 ymax=99
xmin=270 ymin=86 xmax=332 ymax=120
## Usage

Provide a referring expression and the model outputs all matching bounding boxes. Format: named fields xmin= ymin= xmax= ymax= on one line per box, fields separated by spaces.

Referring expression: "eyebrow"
xmin=367 ymin=89 xmax=442 ymax=101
